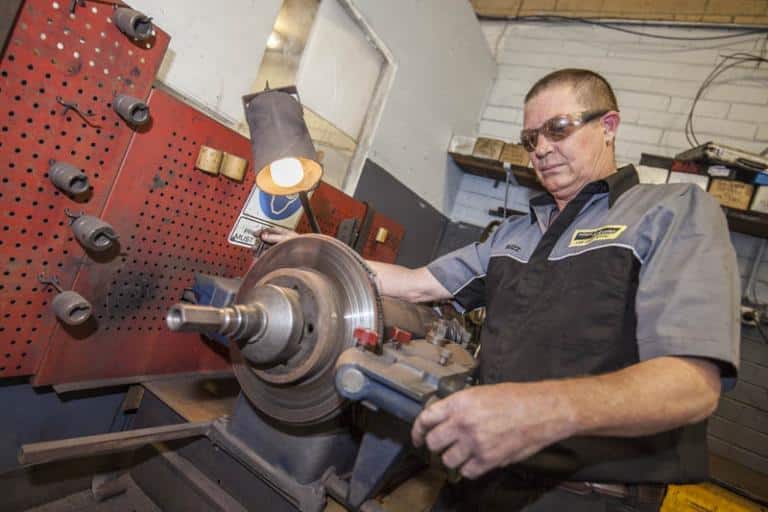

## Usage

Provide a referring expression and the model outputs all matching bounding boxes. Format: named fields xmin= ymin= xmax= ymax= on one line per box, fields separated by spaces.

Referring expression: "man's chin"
xmin=538 ymin=176 xmax=577 ymax=198
xmin=537 ymin=173 xmax=566 ymax=189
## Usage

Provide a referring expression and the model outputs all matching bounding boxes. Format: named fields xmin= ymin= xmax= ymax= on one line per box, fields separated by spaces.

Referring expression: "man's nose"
xmin=534 ymin=132 xmax=553 ymax=158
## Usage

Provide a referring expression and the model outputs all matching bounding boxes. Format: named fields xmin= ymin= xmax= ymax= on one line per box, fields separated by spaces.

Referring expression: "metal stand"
xmin=300 ymin=191 xmax=322 ymax=233
xmin=17 ymin=393 xmax=406 ymax=512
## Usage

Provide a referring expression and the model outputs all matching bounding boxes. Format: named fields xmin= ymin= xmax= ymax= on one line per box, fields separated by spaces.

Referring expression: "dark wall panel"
xmin=354 ymin=160 xmax=448 ymax=268
xmin=708 ymin=323 xmax=768 ymax=497
xmin=715 ymin=397 xmax=768 ymax=436
xmin=0 ymin=0 xmax=22 ymax=55
xmin=0 ymin=379 xmax=127 ymax=509
xmin=0 ymin=380 xmax=125 ymax=472
xmin=435 ymin=222 xmax=484 ymax=259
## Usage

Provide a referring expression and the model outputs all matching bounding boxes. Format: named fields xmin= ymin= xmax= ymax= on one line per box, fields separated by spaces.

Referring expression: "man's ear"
xmin=601 ymin=111 xmax=620 ymax=144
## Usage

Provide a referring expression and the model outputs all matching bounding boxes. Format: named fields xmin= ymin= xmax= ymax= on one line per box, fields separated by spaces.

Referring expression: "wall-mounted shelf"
xmin=450 ymin=152 xmax=768 ymax=239
xmin=449 ymin=152 xmax=543 ymax=190
xmin=721 ymin=207 xmax=768 ymax=239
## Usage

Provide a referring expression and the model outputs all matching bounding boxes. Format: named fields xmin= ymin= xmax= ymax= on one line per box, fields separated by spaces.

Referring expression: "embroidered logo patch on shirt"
xmin=569 ymin=225 xmax=627 ymax=247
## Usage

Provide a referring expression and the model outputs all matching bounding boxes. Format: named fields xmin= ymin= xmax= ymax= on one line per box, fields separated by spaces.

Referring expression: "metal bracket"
xmin=56 ymin=96 xmax=100 ymax=128
xmin=346 ymin=428 xmax=408 ymax=510
xmin=38 ymin=273 xmax=64 ymax=294
xmin=353 ymin=202 xmax=376 ymax=254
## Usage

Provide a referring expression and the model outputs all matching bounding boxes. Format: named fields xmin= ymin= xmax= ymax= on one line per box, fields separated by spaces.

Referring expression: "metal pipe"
xmin=19 ymin=421 xmax=211 ymax=466
xmin=299 ymin=191 xmax=322 ymax=233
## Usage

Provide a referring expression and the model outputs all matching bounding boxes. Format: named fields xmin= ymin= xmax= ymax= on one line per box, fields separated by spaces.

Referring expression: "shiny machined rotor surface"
xmin=231 ymin=234 xmax=382 ymax=425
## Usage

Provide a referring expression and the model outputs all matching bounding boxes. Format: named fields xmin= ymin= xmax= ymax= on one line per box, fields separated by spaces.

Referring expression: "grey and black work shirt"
xmin=428 ymin=165 xmax=740 ymax=483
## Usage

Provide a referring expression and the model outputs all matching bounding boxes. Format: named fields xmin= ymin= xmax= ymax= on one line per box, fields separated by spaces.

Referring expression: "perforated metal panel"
xmin=295 ymin=182 xmax=366 ymax=237
xmin=295 ymin=182 xmax=404 ymax=263
xmin=34 ymin=88 xmax=254 ymax=385
xmin=0 ymin=0 xmax=169 ymax=378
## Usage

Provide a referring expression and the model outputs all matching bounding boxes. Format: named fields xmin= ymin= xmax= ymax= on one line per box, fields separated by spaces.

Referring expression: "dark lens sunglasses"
xmin=520 ymin=110 xmax=610 ymax=152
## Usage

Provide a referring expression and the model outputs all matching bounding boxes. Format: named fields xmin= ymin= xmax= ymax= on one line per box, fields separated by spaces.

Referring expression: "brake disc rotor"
xmin=230 ymin=234 xmax=382 ymax=425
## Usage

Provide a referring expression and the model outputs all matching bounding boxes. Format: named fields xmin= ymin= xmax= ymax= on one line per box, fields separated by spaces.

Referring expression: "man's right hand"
xmin=257 ymin=226 xmax=299 ymax=244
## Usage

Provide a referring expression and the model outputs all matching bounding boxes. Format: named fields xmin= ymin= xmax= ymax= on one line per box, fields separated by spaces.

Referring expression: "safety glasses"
xmin=520 ymin=110 xmax=609 ymax=152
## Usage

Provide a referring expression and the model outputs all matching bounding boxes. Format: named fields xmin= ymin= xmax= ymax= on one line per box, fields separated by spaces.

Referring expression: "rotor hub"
xmin=230 ymin=235 xmax=382 ymax=425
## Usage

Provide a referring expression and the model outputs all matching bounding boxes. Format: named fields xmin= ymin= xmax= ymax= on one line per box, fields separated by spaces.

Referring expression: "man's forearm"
xmin=554 ymin=356 xmax=721 ymax=438
xmin=367 ymin=261 xmax=452 ymax=303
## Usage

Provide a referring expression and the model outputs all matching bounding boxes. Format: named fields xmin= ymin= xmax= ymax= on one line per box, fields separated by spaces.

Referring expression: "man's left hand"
xmin=411 ymin=383 xmax=573 ymax=480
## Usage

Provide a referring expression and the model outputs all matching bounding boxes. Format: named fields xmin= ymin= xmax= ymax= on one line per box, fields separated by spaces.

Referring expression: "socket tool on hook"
xmin=114 ymin=8 xmax=154 ymax=41
xmin=113 ymin=94 xmax=150 ymax=127
xmin=49 ymin=161 xmax=89 ymax=196
xmin=65 ymin=209 xmax=119 ymax=253
xmin=38 ymin=274 xmax=93 ymax=326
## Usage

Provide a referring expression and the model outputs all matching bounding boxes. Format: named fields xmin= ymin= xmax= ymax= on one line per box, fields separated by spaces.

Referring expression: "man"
xmin=261 ymin=69 xmax=739 ymax=511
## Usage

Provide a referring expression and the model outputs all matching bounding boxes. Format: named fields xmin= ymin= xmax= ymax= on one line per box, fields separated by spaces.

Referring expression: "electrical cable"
xmin=478 ymin=15 xmax=768 ymax=41
xmin=503 ymin=164 xmax=511 ymax=220
xmin=478 ymin=14 xmax=768 ymax=150
xmin=755 ymin=320 xmax=768 ymax=344
xmin=685 ymin=52 xmax=768 ymax=148
xmin=745 ymin=240 xmax=767 ymax=304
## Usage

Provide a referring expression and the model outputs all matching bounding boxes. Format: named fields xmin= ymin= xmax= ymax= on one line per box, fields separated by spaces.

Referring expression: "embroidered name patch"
xmin=569 ymin=225 xmax=627 ymax=247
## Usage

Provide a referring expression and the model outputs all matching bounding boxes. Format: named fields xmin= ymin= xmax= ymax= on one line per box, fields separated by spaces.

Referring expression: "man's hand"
xmin=411 ymin=357 xmax=722 ymax=480
xmin=411 ymin=383 xmax=574 ymax=480
xmin=256 ymin=226 xmax=299 ymax=244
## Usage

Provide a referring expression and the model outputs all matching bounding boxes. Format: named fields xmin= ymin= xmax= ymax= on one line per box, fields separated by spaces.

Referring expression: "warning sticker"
xmin=228 ymin=216 xmax=276 ymax=248
xmin=228 ymin=183 xmax=311 ymax=248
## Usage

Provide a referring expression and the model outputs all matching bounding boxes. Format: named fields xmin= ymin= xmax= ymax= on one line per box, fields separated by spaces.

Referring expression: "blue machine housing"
xmin=192 ymin=273 xmax=243 ymax=346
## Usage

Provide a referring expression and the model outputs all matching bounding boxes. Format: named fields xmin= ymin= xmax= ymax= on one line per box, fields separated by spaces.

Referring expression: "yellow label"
xmin=569 ymin=225 xmax=627 ymax=247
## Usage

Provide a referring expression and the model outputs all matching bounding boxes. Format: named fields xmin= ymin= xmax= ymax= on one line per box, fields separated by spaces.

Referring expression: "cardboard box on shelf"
xmin=499 ymin=143 xmax=530 ymax=167
xmin=472 ymin=137 xmax=505 ymax=161
xmin=709 ymin=179 xmax=754 ymax=210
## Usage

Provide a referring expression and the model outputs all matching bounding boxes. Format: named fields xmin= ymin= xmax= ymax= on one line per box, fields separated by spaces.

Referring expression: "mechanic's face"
xmin=523 ymin=85 xmax=617 ymax=208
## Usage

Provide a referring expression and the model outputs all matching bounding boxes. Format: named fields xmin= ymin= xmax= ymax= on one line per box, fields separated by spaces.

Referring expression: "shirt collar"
xmin=529 ymin=165 xmax=639 ymax=224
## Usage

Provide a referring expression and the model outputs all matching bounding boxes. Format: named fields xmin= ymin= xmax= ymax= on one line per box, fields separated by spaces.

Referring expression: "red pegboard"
xmin=0 ymin=0 xmax=169 ymax=378
xmin=361 ymin=211 xmax=403 ymax=264
xmin=295 ymin=183 xmax=366 ymax=236
xmin=34 ymin=88 xmax=255 ymax=385
xmin=295 ymin=183 xmax=404 ymax=263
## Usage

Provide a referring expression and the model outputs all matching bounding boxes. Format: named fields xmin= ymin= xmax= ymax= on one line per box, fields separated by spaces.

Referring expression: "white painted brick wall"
xmin=729 ymin=103 xmax=768 ymax=123
xmin=452 ymin=20 xmax=768 ymax=287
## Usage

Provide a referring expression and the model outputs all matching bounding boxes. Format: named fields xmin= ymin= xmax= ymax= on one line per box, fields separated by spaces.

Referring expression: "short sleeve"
xmin=426 ymin=225 xmax=503 ymax=310
xmin=635 ymin=185 xmax=740 ymax=390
